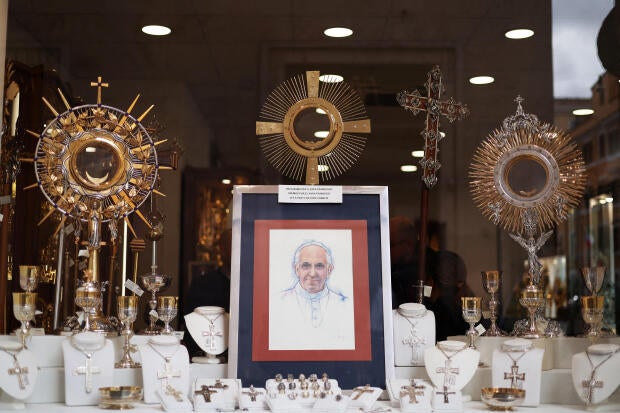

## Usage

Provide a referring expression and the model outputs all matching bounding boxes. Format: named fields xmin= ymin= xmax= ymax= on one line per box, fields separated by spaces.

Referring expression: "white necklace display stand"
xmin=193 ymin=378 xmax=240 ymax=411
xmin=61 ymin=331 xmax=114 ymax=406
xmin=139 ymin=335 xmax=190 ymax=404
xmin=393 ymin=303 xmax=435 ymax=366
xmin=185 ymin=306 xmax=228 ymax=364
xmin=571 ymin=343 xmax=620 ymax=411
xmin=239 ymin=385 xmax=267 ymax=411
xmin=491 ymin=338 xmax=544 ymax=406
xmin=0 ymin=340 xmax=38 ymax=410
xmin=425 ymin=340 xmax=479 ymax=412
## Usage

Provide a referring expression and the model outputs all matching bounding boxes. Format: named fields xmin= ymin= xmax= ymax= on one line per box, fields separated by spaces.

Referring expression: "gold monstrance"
xmin=256 ymin=71 xmax=371 ymax=184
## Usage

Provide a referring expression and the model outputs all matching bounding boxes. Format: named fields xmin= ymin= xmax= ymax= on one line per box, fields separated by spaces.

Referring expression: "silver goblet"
xmin=157 ymin=296 xmax=178 ymax=335
xmin=581 ymin=295 xmax=604 ymax=342
xmin=481 ymin=270 xmax=506 ymax=336
xmin=461 ymin=296 xmax=482 ymax=349
xmin=518 ymin=283 xmax=545 ymax=339
xmin=74 ymin=281 xmax=101 ymax=332
xmin=116 ymin=296 xmax=140 ymax=368
xmin=140 ymin=265 xmax=170 ymax=335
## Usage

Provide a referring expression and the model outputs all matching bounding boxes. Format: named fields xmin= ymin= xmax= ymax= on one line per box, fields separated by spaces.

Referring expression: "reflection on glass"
xmin=292 ymin=107 xmax=331 ymax=143
xmin=75 ymin=140 xmax=120 ymax=187
xmin=506 ymin=157 xmax=547 ymax=198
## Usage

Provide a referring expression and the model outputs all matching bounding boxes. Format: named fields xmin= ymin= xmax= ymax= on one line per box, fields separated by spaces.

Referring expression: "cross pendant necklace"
xmin=70 ymin=336 xmax=105 ymax=394
xmin=1 ymin=347 xmax=29 ymax=390
xmin=581 ymin=349 xmax=616 ymax=404
xmin=199 ymin=312 xmax=223 ymax=352
xmin=148 ymin=341 xmax=181 ymax=390
xmin=436 ymin=343 xmax=466 ymax=387
xmin=398 ymin=309 xmax=427 ymax=363
xmin=503 ymin=349 xmax=529 ymax=389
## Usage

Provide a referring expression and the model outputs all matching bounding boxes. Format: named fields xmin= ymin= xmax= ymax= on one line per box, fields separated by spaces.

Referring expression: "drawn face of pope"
xmin=294 ymin=244 xmax=334 ymax=294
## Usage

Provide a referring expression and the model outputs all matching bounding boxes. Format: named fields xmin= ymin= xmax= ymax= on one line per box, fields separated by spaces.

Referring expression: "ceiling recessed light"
xmin=400 ymin=165 xmax=418 ymax=172
xmin=316 ymin=108 xmax=327 ymax=114
xmin=469 ymin=76 xmax=495 ymax=85
xmin=572 ymin=108 xmax=594 ymax=116
xmin=411 ymin=150 xmax=425 ymax=158
xmin=314 ymin=131 xmax=329 ymax=138
xmin=221 ymin=178 xmax=231 ymax=185
xmin=318 ymin=165 xmax=329 ymax=172
xmin=324 ymin=27 xmax=353 ymax=38
xmin=141 ymin=25 xmax=171 ymax=36
xmin=505 ymin=29 xmax=534 ymax=39
xmin=319 ymin=74 xmax=344 ymax=83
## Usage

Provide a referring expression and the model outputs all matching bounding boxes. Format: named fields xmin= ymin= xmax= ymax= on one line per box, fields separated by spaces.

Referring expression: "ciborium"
xmin=140 ymin=265 xmax=170 ymax=335
xmin=116 ymin=296 xmax=140 ymax=368
xmin=581 ymin=296 xmax=604 ymax=341
xmin=481 ymin=270 xmax=506 ymax=336
xmin=74 ymin=280 xmax=101 ymax=332
xmin=581 ymin=266 xmax=605 ymax=296
xmin=519 ymin=284 xmax=545 ymax=339
xmin=461 ymin=296 xmax=482 ymax=349
xmin=13 ymin=292 xmax=37 ymax=348
xmin=157 ymin=296 xmax=178 ymax=335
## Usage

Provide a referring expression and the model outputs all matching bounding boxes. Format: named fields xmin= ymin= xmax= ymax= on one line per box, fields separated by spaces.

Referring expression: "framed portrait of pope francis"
xmin=228 ymin=185 xmax=393 ymax=389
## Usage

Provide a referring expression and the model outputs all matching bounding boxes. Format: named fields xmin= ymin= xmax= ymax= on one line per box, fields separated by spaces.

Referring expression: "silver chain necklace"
xmin=581 ymin=349 xmax=618 ymax=404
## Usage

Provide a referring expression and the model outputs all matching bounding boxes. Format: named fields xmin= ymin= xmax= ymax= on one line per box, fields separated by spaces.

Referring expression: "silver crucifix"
xmin=403 ymin=329 xmax=426 ymax=364
xmin=504 ymin=364 xmax=526 ymax=389
xmin=8 ymin=358 xmax=29 ymax=390
xmin=582 ymin=374 xmax=603 ymax=404
xmin=157 ymin=358 xmax=181 ymax=389
xmin=73 ymin=354 xmax=101 ymax=393
xmin=202 ymin=325 xmax=223 ymax=352
xmin=436 ymin=359 xmax=459 ymax=386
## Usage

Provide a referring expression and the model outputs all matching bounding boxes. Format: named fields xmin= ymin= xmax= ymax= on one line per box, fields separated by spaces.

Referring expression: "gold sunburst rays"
xmin=469 ymin=123 xmax=586 ymax=234
xmin=256 ymin=70 xmax=371 ymax=184
xmin=32 ymin=77 xmax=164 ymax=236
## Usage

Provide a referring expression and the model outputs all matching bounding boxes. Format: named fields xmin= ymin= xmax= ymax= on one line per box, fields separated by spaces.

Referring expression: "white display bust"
xmin=139 ymin=335 xmax=190 ymax=404
xmin=0 ymin=339 xmax=39 ymax=408
xmin=424 ymin=340 xmax=479 ymax=412
xmin=393 ymin=303 xmax=435 ymax=366
xmin=491 ymin=338 xmax=544 ymax=406
xmin=184 ymin=306 xmax=228 ymax=364
xmin=61 ymin=332 xmax=114 ymax=406
xmin=572 ymin=343 xmax=620 ymax=410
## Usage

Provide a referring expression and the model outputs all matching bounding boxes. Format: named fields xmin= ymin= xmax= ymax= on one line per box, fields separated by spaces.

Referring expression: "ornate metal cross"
xmin=403 ymin=329 xmax=426 ymax=364
xmin=400 ymin=385 xmax=425 ymax=404
xmin=243 ymin=385 xmax=263 ymax=402
xmin=436 ymin=359 xmax=460 ymax=387
xmin=195 ymin=385 xmax=218 ymax=403
xmin=351 ymin=384 xmax=374 ymax=400
xmin=73 ymin=354 xmax=101 ymax=393
xmin=165 ymin=385 xmax=184 ymax=402
xmin=157 ymin=358 xmax=181 ymax=389
xmin=90 ymin=76 xmax=109 ymax=105
xmin=8 ymin=358 xmax=29 ymax=389
xmin=397 ymin=65 xmax=469 ymax=188
xmin=437 ymin=385 xmax=456 ymax=404
xmin=202 ymin=325 xmax=223 ymax=352
xmin=581 ymin=375 xmax=603 ymax=404
xmin=504 ymin=364 xmax=526 ymax=389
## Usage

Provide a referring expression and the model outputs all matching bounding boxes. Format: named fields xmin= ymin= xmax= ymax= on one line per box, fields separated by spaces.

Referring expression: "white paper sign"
xmin=423 ymin=285 xmax=432 ymax=297
xmin=475 ymin=324 xmax=486 ymax=335
xmin=278 ymin=185 xmax=342 ymax=203
xmin=124 ymin=279 xmax=144 ymax=296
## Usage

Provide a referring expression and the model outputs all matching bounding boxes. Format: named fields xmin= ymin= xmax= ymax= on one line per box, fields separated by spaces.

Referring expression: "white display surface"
xmin=393 ymin=303 xmax=435 ymax=366
xmin=61 ymin=332 xmax=114 ymax=406
xmin=491 ymin=338 xmax=544 ymax=406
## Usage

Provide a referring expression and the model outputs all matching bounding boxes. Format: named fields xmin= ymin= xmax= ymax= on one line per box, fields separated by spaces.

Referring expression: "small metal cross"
xmin=504 ymin=364 xmax=526 ymax=389
xmin=243 ymin=385 xmax=263 ymax=402
xmin=90 ymin=76 xmax=109 ymax=105
xmin=400 ymin=385 xmax=424 ymax=404
xmin=194 ymin=385 xmax=218 ymax=403
xmin=436 ymin=359 xmax=460 ymax=386
xmin=8 ymin=357 xmax=29 ymax=389
xmin=73 ymin=354 xmax=101 ymax=393
xmin=351 ymin=384 xmax=374 ymax=400
xmin=202 ymin=325 xmax=223 ymax=352
xmin=212 ymin=379 xmax=229 ymax=389
xmin=437 ymin=385 xmax=456 ymax=404
xmin=582 ymin=375 xmax=604 ymax=404
xmin=397 ymin=65 xmax=469 ymax=188
xmin=165 ymin=385 xmax=184 ymax=402
xmin=157 ymin=358 xmax=181 ymax=389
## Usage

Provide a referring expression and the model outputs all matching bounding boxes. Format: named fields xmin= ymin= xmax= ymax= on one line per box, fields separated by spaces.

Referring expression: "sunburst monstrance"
xmin=256 ymin=71 xmax=371 ymax=184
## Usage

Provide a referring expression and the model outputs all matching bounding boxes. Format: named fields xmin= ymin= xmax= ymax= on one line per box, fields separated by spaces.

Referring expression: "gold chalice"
xmin=581 ymin=295 xmax=604 ymax=341
xmin=19 ymin=265 xmax=39 ymax=292
xmin=116 ymin=296 xmax=140 ymax=368
xmin=75 ymin=282 xmax=101 ymax=332
xmin=13 ymin=292 xmax=37 ymax=348
xmin=157 ymin=296 xmax=178 ymax=335
xmin=461 ymin=296 xmax=482 ymax=349
xmin=481 ymin=270 xmax=506 ymax=336
xmin=518 ymin=284 xmax=545 ymax=339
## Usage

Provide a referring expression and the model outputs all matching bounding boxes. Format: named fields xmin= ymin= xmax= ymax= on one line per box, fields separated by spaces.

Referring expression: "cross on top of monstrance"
xmin=397 ymin=65 xmax=469 ymax=188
